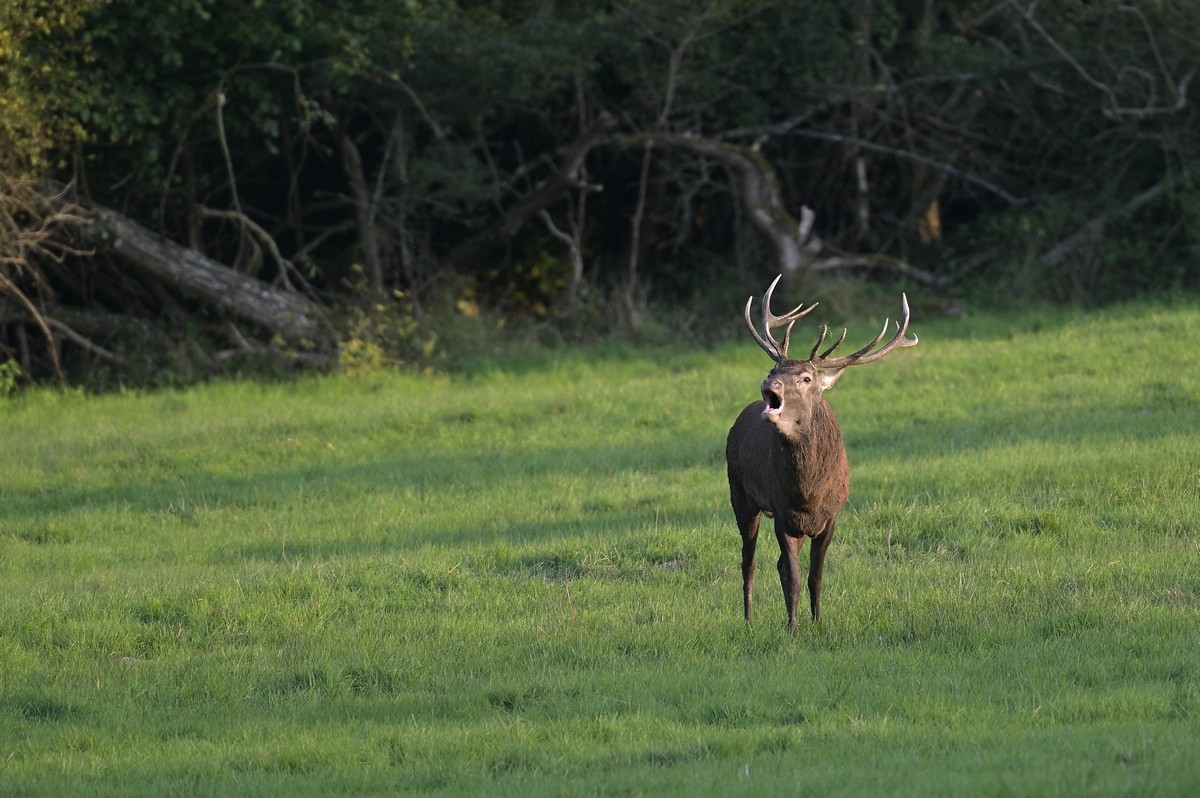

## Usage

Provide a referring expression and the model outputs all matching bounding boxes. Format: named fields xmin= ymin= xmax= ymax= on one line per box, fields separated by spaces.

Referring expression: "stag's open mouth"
xmin=761 ymin=388 xmax=784 ymax=419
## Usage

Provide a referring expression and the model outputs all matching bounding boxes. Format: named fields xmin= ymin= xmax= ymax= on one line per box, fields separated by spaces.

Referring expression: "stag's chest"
xmin=757 ymin=426 xmax=849 ymax=517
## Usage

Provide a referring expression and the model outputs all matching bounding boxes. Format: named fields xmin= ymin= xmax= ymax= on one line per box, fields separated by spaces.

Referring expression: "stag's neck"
xmin=772 ymin=400 xmax=842 ymax=472
xmin=774 ymin=398 xmax=831 ymax=441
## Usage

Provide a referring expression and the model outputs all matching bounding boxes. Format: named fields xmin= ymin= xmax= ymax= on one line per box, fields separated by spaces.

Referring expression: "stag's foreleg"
xmin=807 ymin=521 xmax=836 ymax=623
xmin=775 ymin=529 xmax=803 ymax=633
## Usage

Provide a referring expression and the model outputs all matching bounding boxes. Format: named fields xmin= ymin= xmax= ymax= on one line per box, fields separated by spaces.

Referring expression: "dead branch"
xmin=1007 ymin=0 xmax=1194 ymax=120
xmin=790 ymin=130 xmax=1025 ymax=205
xmin=0 ymin=271 xmax=59 ymax=372
xmin=5 ymin=303 xmax=157 ymax=341
xmin=1039 ymin=181 xmax=1167 ymax=267
xmin=196 ymin=205 xmax=301 ymax=291
xmin=538 ymin=208 xmax=585 ymax=312
xmin=216 ymin=322 xmax=331 ymax=366
xmin=811 ymin=252 xmax=951 ymax=289
xmin=1 ymin=179 xmax=93 ymax=378
xmin=41 ymin=314 xmax=120 ymax=362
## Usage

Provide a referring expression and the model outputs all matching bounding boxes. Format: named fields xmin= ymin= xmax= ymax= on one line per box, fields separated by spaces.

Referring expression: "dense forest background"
xmin=2 ymin=0 xmax=1198 ymax=387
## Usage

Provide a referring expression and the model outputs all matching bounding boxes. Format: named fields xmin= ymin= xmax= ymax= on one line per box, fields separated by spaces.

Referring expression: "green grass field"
xmin=2 ymin=300 xmax=1199 ymax=796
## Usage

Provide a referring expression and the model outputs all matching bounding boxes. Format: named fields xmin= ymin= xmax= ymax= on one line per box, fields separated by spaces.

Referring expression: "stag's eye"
xmin=801 ymin=376 xmax=812 ymax=384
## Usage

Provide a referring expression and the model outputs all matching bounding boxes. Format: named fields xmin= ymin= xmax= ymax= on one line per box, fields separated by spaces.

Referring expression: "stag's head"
xmin=744 ymin=275 xmax=918 ymax=432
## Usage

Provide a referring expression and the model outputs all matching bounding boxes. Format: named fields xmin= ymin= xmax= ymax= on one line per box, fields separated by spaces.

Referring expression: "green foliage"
xmin=0 ymin=358 xmax=20 ymax=396
xmin=0 ymin=0 xmax=98 ymax=168
xmin=336 ymin=291 xmax=441 ymax=377
xmin=959 ymin=189 xmax=1198 ymax=304
xmin=2 ymin=302 xmax=1199 ymax=794
xmin=73 ymin=0 xmax=357 ymax=185
xmin=6 ymin=0 xmax=1200 ymax=386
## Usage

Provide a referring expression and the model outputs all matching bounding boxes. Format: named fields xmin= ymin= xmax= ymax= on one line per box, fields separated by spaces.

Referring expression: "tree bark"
xmin=340 ymin=131 xmax=386 ymax=297
xmin=638 ymin=132 xmax=951 ymax=289
xmin=81 ymin=203 xmax=329 ymax=346
xmin=644 ymin=133 xmax=819 ymax=280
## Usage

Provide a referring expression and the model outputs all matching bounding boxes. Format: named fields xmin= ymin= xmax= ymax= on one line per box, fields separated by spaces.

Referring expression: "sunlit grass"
xmin=2 ymin=300 xmax=1198 ymax=795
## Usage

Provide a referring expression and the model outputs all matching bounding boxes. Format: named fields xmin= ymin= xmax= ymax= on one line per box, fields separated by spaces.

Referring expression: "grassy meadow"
xmin=2 ymin=300 xmax=1199 ymax=796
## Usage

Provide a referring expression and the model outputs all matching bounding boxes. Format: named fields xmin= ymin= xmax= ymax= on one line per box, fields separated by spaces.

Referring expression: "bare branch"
xmin=0 ymin=179 xmax=94 ymax=379
xmin=447 ymin=112 xmax=616 ymax=272
xmin=1039 ymin=181 xmax=1167 ymax=267
xmin=0 ymin=270 xmax=59 ymax=373
xmin=717 ymin=63 xmax=1063 ymax=142
xmin=1007 ymin=0 xmax=1193 ymax=120
xmin=196 ymin=206 xmax=305 ymax=291
xmin=216 ymin=322 xmax=331 ymax=366
xmin=790 ymin=130 xmax=1025 ymax=205
xmin=1006 ymin=0 xmax=1115 ymax=98
xmin=538 ymin=209 xmax=584 ymax=312
xmin=811 ymin=253 xmax=951 ymax=289
xmin=41 ymin=314 xmax=120 ymax=362
xmin=364 ymin=66 xmax=448 ymax=141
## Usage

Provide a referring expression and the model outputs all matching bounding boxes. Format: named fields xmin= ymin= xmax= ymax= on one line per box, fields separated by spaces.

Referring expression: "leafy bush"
xmin=337 ymin=292 xmax=441 ymax=378
xmin=0 ymin=358 xmax=20 ymax=396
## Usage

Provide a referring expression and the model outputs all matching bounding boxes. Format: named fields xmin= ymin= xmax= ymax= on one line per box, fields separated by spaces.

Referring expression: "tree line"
xmin=2 ymin=0 xmax=1197 ymax=386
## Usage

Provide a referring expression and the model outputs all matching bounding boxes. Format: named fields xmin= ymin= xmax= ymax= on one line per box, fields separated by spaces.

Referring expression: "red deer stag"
xmin=726 ymin=275 xmax=917 ymax=631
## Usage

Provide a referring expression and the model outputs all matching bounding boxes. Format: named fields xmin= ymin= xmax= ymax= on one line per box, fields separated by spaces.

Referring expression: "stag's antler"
xmin=808 ymin=293 xmax=918 ymax=369
xmin=743 ymin=274 xmax=819 ymax=363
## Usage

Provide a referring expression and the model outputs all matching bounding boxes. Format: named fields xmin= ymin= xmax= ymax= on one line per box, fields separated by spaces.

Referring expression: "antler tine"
xmin=779 ymin=318 xmax=798 ymax=360
xmin=742 ymin=274 xmax=817 ymax=362
xmin=812 ymin=293 xmax=918 ymax=369
xmin=843 ymin=317 xmax=892 ymax=360
xmin=744 ymin=295 xmax=783 ymax=361
xmin=812 ymin=326 xmax=847 ymax=360
xmin=807 ymin=324 xmax=827 ymax=361
xmin=761 ymin=273 xmax=816 ymax=330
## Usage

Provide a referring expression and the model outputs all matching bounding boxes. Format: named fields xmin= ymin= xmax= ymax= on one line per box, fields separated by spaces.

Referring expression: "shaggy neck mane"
xmin=778 ymin=394 xmax=832 ymax=437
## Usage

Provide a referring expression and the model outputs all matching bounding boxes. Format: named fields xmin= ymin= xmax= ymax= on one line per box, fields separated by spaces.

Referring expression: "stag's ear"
xmin=818 ymin=368 xmax=845 ymax=392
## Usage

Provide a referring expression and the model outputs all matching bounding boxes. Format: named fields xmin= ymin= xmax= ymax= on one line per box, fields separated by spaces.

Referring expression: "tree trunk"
xmin=340 ymin=131 xmax=386 ymax=297
xmin=82 ymin=203 xmax=329 ymax=346
xmin=645 ymin=133 xmax=817 ymax=280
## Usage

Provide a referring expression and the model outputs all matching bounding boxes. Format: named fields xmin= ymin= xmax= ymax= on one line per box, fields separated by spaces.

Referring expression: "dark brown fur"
xmin=726 ymin=359 xmax=850 ymax=631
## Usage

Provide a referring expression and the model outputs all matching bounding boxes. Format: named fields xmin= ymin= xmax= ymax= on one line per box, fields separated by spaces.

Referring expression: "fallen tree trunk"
xmin=80 ymin=201 xmax=329 ymax=346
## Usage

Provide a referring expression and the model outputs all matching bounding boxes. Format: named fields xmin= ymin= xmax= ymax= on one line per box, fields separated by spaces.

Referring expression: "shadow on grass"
xmin=2 ymin=434 xmax=723 ymax=557
xmin=3 ymin=694 xmax=83 ymax=722
xmin=848 ymin=388 xmax=1192 ymax=462
xmin=5 ymin=364 xmax=1192 ymax=565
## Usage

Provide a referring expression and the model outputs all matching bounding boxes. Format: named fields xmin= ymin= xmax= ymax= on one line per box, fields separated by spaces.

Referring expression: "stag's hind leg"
xmin=807 ymin=520 xmax=836 ymax=622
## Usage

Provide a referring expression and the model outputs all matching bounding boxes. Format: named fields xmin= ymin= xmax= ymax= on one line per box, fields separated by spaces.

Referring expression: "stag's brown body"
xmin=726 ymin=276 xmax=916 ymax=631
